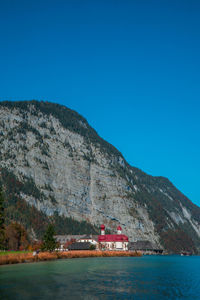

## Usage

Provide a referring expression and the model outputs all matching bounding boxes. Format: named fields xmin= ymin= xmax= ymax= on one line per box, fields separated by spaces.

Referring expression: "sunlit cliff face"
xmin=0 ymin=101 xmax=200 ymax=253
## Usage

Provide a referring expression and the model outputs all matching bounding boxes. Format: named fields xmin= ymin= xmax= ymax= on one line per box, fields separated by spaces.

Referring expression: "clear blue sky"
xmin=0 ymin=0 xmax=200 ymax=206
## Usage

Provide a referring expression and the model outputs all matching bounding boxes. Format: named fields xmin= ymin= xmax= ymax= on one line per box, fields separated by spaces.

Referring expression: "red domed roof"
xmin=98 ymin=235 xmax=106 ymax=241
xmin=100 ymin=224 xmax=105 ymax=230
xmin=117 ymin=225 xmax=122 ymax=230
xmin=98 ymin=234 xmax=128 ymax=242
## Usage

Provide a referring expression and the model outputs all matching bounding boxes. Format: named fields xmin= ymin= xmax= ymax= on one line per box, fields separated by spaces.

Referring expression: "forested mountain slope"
xmin=0 ymin=100 xmax=199 ymax=253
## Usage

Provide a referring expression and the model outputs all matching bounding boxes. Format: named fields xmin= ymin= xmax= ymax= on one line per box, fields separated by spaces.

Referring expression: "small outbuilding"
xmin=128 ymin=241 xmax=163 ymax=254
xmin=77 ymin=235 xmax=98 ymax=246
xmin=68 ymin=242 xmax=92 ymax=251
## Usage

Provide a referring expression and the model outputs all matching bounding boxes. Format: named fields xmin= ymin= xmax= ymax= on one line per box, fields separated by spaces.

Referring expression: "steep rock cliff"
xmin=0 ymin=100 xmax=199 ymax=253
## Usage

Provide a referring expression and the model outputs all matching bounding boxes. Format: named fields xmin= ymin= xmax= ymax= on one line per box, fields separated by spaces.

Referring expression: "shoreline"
xmin=0 ymin=250 xmax=142 ymax=266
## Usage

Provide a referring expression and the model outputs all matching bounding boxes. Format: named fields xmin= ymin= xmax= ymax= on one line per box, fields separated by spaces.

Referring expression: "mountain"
xmin=0 ymin=100 xmax=200 ymax=253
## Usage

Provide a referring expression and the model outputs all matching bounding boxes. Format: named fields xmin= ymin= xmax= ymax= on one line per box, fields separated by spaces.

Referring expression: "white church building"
xmin=98 ymin=224 xmax=129 ymax=251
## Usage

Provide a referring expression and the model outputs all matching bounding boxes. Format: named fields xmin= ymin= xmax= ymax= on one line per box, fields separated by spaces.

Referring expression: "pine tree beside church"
xmin=41 ymin=224 xmax=57 ymax=252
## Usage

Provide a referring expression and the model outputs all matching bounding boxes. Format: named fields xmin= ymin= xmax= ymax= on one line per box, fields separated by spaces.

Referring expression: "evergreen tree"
xmin=41 ymin=224 xmax=57 ymax=252
xmin=0 ymin=186 xmax=5 ymax=250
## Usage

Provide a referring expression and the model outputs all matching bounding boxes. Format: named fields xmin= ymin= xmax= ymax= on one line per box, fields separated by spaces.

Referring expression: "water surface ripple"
xmin=0 ymin=256 xmax=200 ymax=299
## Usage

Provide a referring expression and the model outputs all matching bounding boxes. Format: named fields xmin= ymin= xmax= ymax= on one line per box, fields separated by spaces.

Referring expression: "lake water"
xmin=0 ymin=256 xmax=200 ymax=299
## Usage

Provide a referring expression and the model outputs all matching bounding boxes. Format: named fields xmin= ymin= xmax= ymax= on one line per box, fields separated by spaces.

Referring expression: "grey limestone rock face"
xmin=0 ymin=101 xmax=200 ymax=252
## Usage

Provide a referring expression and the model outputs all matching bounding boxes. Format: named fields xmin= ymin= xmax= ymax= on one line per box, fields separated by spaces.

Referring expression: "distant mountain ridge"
xmin=0 ymin=100 xmax=200 ymax=253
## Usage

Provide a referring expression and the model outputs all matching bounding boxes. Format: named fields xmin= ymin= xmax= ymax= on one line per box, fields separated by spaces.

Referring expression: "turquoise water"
xmin=0 ymin=256 xmax=200 ymax=299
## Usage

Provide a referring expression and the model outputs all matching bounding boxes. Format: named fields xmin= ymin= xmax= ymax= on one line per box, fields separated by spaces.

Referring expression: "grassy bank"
xmin=0 ymin=250 xmax=142 ymax=265
xmin=0 ymin=251 xmax=31 ymax=256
